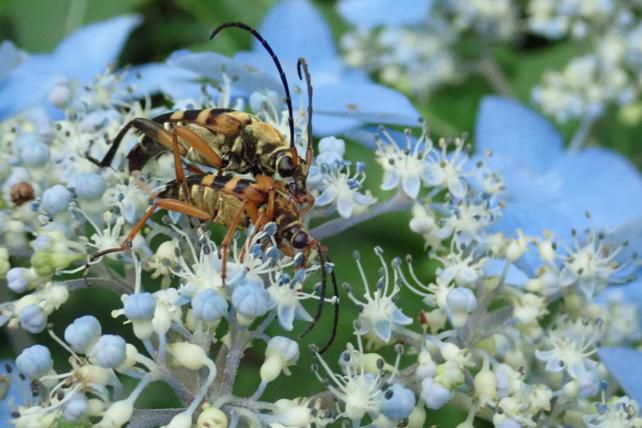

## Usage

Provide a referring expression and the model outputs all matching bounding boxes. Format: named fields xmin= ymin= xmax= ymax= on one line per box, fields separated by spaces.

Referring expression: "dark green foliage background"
xmin=1 ymin=0 xmax=640 ymax=426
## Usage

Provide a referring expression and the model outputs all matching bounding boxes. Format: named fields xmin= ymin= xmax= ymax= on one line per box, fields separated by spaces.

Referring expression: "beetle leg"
xmin=174 ymin=125 xmax=226 ymax=169
xmin=89 ymin=199 xmax=211 ymax=262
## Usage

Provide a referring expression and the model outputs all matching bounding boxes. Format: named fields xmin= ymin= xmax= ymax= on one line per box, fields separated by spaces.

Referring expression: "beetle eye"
xmin=292 ymin=231 xmax=309 ymax=249
xmin=277 ymin=156 xmax=295 ymax=177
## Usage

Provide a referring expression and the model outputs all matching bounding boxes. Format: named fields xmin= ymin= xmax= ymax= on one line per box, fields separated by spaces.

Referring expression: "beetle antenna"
xmin=318 ymin=254 xmax=339 ymax=354
xmin=297 ymin=58 xmax=314 ymax=170
xmin=300 ymin=245 xmax=339 ymax=354
xmin=210 ymin=22 xmax=296 ymax=161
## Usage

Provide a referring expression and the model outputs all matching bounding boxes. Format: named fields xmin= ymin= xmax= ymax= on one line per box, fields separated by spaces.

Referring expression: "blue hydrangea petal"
xmin=598 ymin=347 xmax=642 ymax=404
xmin=170 ymin=50 xmax=281 ymax=95
xmin=124 ymin=63 xmax=202 ymax=100
xmin=0 ymin=360 xmax=31 ymax=426
xmin=553 ymin=147 xmax=642 ymax=230
xmin=606 ymin=217 xmax=642 ymax=269
xmin=294 ymin=304 xmax=313 ymax=322
xmin=392 ymin=307 xmax=413 ymax=325
xmin=256 ymin=0 xmax=336 ymax=66
xmin=277 ymin=304 xmax=295 ymax=331
xmin=52 ymin=15 xmax=142 ymax=81
xmin=314 ymin=81 xmax=419 ymax=128
xmin=315 ymin=186 xmax=338 ymax=207
xmin=0 ymin=41 xmax=27 ymax=80
xmin=374 ymin=320 xmax=392 ymax=342
xmin=338 ymin=0 xmax=432 ymax=29
xmin=484 ymin=259 xmax=529 ymax=286
xmin=475 ymin=96 xmax=564 ymax=173
xmin=313 ymin=114 xmax=363 ymax=136
xmin=0 ymin=70 xmax=63 ymax=119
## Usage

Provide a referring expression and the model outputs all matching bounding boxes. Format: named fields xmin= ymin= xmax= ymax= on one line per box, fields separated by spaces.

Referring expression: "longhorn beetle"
xmin=91 ymin=172 xmax=339 ymax=353
xmin=88 ymin=28 xmax=338 ymax=350
xmin=87 ymin=22 xmax=315 ymax=204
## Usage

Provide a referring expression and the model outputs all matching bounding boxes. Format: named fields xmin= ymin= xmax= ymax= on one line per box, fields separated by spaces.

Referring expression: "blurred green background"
xmin=1 ymin=0 xmax=641 ymax=426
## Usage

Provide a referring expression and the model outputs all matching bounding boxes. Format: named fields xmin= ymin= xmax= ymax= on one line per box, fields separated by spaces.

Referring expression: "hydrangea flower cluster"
xmin=2 ymin=0 xmax=642 ymax=427
xmin=339 ymin=0 xmax=642 ymax=130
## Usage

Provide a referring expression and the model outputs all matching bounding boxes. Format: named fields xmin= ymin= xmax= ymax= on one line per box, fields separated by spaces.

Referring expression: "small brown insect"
xmin=10 ymin=182 xmax=35 ymax=207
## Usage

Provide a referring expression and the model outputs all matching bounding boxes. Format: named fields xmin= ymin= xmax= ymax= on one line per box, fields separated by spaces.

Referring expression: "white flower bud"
xmin=270 ymin=399 xmax=312 ymax=427
xmin=420 ymin=377 xmax=451 ymax=409
xmin=197 ymin=406 xmax=227 ymax=428
xmin=537 ymin=235 xmax=556 ymax=264
xmin=260 ymin=336 xmax=300 ymax=383
xmin=96 ymin=399 xmax=134 ymax=428
xmin=415 ymin=349 xmax=436 ymax=379
xmin=446 ymin=287 xmax=477 ymax=328
xmin=168 ymin=342 xmax=209 ymax=370
xmin=505 ymin=232 xmax=529 ymax=261
xmin=165 ymin=411 xmax=192 ymax=428
xmin=473 ymin=368 xmax=497 ymax=406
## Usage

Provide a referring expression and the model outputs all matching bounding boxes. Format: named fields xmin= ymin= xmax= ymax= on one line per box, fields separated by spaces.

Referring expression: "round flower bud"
xmin=528 ymin=384 xmax=552 ymax=412
xmin=6 ymin=267 xmax=36 ymax=294
xmin=48 ymin=82 xmax=72 ymax=108
xmin=69 ymin=173 xmax=106 ymax=200
xmin=18 ymin=303 xmax=47 ymax=333
xmin=16 ymin=344 xmax=53 ymax=379
xmin=319 ymin=136 xmax=346 ymax=156
xmin=19 ymin=140 xmax=50 ymax=167
xmin=576 ymin=371 xmax=600 ymax=398
xmin=197 ymin=406 xmax=227 ymax=428
xmin=63 ymin=392 xmax=89 ymax=421
xmin=40 ymin=185 xmax=72 ymax=216
xmin=380 ymin=383 xmax=416 ymax=420
xmin=474 ymin=368 xmax=497 ymax=406
xmin=446 ymin=287 xmax=477 ymax=328
xmin=232 ymin=282 xmax=273 ymax=321
xmin=168 ymin=342 xmax=211 ymax=371
xmin=166 ymin=411 xmax=192 ymax=428
xmin=537 ymin=238 xmax=556 ymax=264
xmin=416 ymin=349 xmax=437 ymax=379
xmin=261 ymin=336 xmax=300 ymax=383
xmin=496 ymin=419 xmax=521 ymax=428
xmin=65 ymin=315 xmax=102 ymax=354
xmin=270 ymin=399 xmax=312 ymax=427
xmin=124 ymin=293 xmax=156 ymax=320
xmin=191 ymin=289 xmax=228 ymax=322
xmin=97 ymin=398 xmax=134 ymax=428
xmin=420 ymin=377 xmax=451 ymax=409
xmin=91 ymin=335 xmax=127 ymax=369
xmin=505 ymin=233 xmax=528 ymax=262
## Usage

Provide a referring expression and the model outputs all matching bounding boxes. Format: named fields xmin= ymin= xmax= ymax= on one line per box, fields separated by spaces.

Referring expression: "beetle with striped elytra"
xmin=87 ymin=23 xmax=339 ymax=352
xmin=87 ymin=22 xmax=315 ymax=207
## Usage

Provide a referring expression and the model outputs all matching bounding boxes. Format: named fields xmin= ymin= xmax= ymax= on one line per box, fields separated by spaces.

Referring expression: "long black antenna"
xmin=297 ymin=58 xmax=314 ymax=168
xmin=210 ymin=22 xmax=295 ymax=154
xmin=300 ymin=247 xmax=339 ymax=354
xmin=319 ymin=258 xmax=339 ymax=354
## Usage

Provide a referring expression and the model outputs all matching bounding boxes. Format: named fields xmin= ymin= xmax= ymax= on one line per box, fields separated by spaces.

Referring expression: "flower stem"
xmin=310 ymin=192 xmax=412 ymax=240
xmin=569 ymin=113 xmax=599 ymax=152
xmin=476 ymin=56 xmax=514 ymax=98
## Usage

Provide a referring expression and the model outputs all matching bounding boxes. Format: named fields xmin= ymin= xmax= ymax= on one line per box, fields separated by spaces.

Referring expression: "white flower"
xmin=313 ymin=160 xmax=375 ymax=218
xmin=376 ymin=128 xmax=432 ymax=199
xmin=535 ymin=316 xmax=602 ymax=379
xmin=345 ymin=249 xmax=412 ymax=343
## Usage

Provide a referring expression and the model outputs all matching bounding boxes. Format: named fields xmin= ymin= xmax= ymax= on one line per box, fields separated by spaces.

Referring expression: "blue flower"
xmin=598 ymin=348 xmax=642 ymax=404
xmin=475 ymin=96 xmax=642 ymax=266
xmin=338 ymin=0 xmax=432 ymax=29
xmin=0 ymin=15 xmax=141 ymax=119
xmin=0 ymin=360 xmax=31 ymax=426
xmin=170 ymin=0 xmax=419 ymax=135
